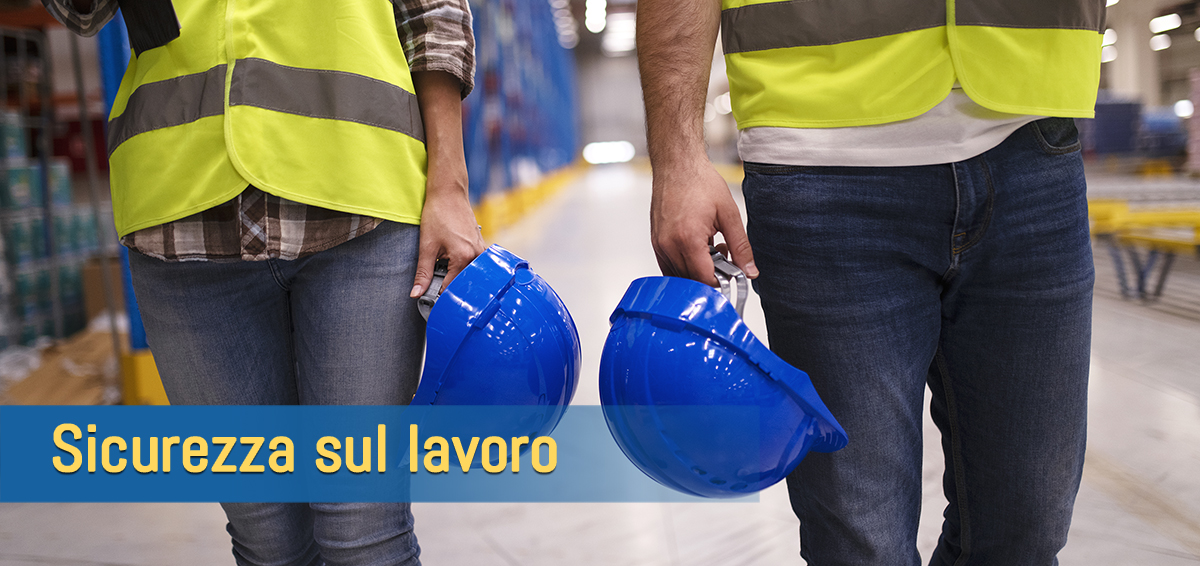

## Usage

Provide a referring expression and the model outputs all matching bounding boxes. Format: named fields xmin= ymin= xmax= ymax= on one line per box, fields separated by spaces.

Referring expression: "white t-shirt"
xmin=737 ymin=86 xmax=1040 ymax=167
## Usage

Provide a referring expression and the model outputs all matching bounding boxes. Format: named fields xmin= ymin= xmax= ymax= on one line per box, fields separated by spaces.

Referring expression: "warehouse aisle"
xmin=1 ymin=164 xmax=1199 ymax=565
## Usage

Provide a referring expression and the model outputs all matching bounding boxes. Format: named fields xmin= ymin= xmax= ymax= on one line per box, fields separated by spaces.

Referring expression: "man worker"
xmin=44 ymin=0 xmax=484 ymax=564
xmin=638 ymin=0 xmax=1101 ymax=563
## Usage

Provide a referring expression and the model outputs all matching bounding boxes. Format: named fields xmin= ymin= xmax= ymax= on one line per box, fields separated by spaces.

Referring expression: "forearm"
xmin=638 ymin=0 xmax=720 ymax=169
xmin=408 ymin=69 xmax=483 ymax=297
xmin=412 ymin=70 xmax=469 ymax=200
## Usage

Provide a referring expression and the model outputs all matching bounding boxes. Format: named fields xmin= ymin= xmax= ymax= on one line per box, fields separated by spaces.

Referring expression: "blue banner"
xmin=0 ymin=406 xmax=760 ymax=503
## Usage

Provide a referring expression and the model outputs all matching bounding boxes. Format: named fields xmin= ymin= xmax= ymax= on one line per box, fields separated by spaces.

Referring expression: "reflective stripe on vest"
xmin=108 ymin=60 xmax=425 ymax=155
xmin=721 ymin=0 xmax=1104 ymax=129
xmin=107 ymin=0 xmax=429 ymax=238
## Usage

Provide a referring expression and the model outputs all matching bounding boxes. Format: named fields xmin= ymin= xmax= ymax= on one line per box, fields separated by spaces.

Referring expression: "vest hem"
xmin=734 ymin=100 xmax=945 ymax=129
xmin=957 ymin=80 xmax=1096 ymax=119
xmin=115 ymin=183 xmax=251 ymax=238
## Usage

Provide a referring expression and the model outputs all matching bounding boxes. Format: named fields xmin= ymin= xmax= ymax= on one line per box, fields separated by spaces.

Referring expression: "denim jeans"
xmin=128 ymin=221 xmax=426 ymax=566
xmin=742 ymin=118 xmax=1092 ymax=566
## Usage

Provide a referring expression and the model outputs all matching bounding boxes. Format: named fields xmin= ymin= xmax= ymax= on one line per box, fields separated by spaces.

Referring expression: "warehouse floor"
xmin=2 ymin=164 xmax=1199 ymax=565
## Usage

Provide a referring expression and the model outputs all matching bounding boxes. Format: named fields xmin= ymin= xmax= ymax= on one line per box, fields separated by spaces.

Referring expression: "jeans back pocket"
xmin=1031 ymin=117 xmax=1082 ymax=155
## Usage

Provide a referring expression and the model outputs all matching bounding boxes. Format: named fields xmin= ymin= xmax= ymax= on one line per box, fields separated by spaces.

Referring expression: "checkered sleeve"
xmin=393 ymin=0 xmax=476 ymax=98
xmin=40 ymin=0 xmax=119 ymax=37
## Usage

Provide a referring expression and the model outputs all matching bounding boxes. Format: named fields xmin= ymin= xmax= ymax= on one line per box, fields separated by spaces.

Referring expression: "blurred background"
xmin=0 ymin=0 xmax=1198 ymax=564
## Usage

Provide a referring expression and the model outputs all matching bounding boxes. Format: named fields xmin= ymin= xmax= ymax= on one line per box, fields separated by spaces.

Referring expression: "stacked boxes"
xmin=0 ymin=148 xmax=95 ymax=344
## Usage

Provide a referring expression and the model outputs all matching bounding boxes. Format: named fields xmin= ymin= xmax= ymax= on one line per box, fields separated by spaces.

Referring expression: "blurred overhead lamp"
xmin=1149 ymin=13 xmax=1181 ymax=34
xmin=1106 ymin=0 xmax=1118 ymax=6
xmin=601 ymin=13 xmax=636 ymax=55
xmin=1102 ymin=29 xmax=1116 ymax=46
xmin=552 ymin=2 xmax=578 ymax=49
xmin=1100 ymin=45 xmax=1117 ymax=62
xmin=704 ymin=102 xmax=717 ymax=123
xmin=1176 ymin=100 xmax=1195 ymax=119
xmin=583 ymin=141 xmax=636 ymax=164
xmin=1150 ymin=34 xmax=1171 ymax=51
xmin=559 ymin=29 xmax=579 ymax=49
xmin=715 ymin=92 xmax=732 ymax=115
xmin=1195 ymin=28 xmax=1200 ymax=41
xmin=586 ymin=0 xmax=607 ymax=33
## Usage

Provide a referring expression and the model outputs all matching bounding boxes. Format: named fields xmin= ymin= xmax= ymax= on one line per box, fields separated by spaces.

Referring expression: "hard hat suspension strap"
xmin=710 ymin=246 xmax=748 ymax=316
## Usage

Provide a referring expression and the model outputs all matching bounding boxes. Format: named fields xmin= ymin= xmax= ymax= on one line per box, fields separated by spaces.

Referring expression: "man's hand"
xmin=409 ymin=70 xmax=486 ymax=298
xmin=639 ymin=0 xmax=756 ymax=285
xmin=651 ymin=161 xmax=756 ymax=286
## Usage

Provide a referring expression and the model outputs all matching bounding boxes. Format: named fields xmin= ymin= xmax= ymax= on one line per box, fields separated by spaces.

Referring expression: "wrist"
xmin=424 ymin=174 xmax=469 ymax=201
xmin=651 ymin=153 xmax=714 ymax=178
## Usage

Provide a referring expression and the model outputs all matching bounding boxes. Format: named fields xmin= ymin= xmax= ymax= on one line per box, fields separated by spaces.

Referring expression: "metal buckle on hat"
xmin=417 ymin=258 xmax=450 ymax=321
xmin=710 ymin=245 xmax=748 ymax=317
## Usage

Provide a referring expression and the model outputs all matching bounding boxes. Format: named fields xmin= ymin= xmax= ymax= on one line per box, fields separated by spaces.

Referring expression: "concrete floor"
xmin=2 ymin=165 xmax=1199 ymax=565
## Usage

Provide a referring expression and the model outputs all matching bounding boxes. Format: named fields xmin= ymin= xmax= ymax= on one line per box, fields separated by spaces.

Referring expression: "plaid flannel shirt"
xmin=43 ymin=0 xmax=474 ymax=261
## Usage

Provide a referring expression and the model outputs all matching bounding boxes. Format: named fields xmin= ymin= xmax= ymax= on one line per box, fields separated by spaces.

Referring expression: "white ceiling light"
xmin=1195 ymin=28 xmax=1200 ymax=41
xmin=1175 ymin=100 xmax=1195 ymax=119
xmin=1149 ymin=13 xmax=1181 ymax=34
xmin=1102 ymin=29 xmax=1117 ymax=46
xmin=1101 ymin=45 xmax=1117 ymax=62
xmin=585 ymin=0 xmax=607 ymax=33
xmin=601 ymin=13 xmax=636 ymax=55
xmin=1106 ymin=0 xmax=1118 ymax=6
xmin=1150 ymin=34 xmax=1172 ymax=51
xmin=583 ymin=141 xmax=636 ymax=164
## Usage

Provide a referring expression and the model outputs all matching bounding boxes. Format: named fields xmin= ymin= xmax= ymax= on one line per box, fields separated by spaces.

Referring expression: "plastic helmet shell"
xmin=600 ymin=276 xmax=848 ymax=498
xmin=416 ymin=245 xmax=580 ymax=440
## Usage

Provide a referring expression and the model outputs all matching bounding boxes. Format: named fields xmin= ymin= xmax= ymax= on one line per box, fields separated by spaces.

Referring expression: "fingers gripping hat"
xmin=416 ymin=245 xmax=580 ymax=439
xmin=600 ymin=249 xmax=848 ymax=498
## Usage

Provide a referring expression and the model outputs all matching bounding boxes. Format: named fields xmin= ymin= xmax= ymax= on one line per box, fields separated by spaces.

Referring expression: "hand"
xmin=410 ymin=186 xmax=486 ymax=298
xmin=650 ymin=161 xmax=757 ymax=286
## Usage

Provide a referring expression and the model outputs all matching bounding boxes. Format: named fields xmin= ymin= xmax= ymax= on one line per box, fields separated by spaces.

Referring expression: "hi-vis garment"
xmin=107 ymin=1 xmax=428 ymax=237
xmin=721 ymin=0 xmax=1105 ymax=129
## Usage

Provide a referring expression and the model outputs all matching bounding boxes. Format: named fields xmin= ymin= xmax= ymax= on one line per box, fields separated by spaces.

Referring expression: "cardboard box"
xmin=83 ymin=255 xmax=125 ymax=321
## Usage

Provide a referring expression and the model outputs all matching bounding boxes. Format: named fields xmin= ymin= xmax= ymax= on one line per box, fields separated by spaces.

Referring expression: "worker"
xmin=43 ymin=0 xmax=483 ymax=564
xmin=638 ymin=0 xmax=1101 ymax=563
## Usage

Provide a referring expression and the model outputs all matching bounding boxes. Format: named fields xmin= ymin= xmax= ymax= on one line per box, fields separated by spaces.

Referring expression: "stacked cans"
xmin=0 ymin=115 xmax=96 ymax=347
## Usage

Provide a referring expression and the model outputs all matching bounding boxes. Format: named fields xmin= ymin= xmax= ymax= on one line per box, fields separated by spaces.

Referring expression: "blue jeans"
xmin=742 ymin=118 xmax=1092 ymax=566
xmin=128 ymin=221 xmax=425 ymax=566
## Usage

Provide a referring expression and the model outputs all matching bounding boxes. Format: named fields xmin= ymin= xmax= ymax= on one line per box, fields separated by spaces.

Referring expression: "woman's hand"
xmin=411 ymin=180 xmax=485 ymax=297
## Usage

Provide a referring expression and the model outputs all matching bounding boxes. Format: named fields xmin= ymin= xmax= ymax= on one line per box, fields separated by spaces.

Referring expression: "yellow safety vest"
xmin=107 ymin=0 xmax=428 ymax=237
xmin=721 ymin=0 xmax=1105 ymax=129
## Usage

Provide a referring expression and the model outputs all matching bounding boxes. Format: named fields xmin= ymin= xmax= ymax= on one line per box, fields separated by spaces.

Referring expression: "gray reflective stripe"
xmin=722 ymin=0 xmax=1103 ymax=54
xmin=229 ymin=58 xmax=425 ymax=143
xmin=957 ymin=0 xmax=1105 ymax=32
xmin=107 ymin=65 xmax=226 ymax=155
xmin=722 ymin=0 xmax=944 ymax=54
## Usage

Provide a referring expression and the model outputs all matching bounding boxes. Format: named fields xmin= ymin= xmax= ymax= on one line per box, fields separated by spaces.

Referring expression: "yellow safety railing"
xmin=1088 ymin=198 xmax=1200 ymax=300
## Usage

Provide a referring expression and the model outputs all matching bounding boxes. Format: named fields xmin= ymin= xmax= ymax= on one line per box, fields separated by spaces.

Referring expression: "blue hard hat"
xmin=414 ymin=244 xmax=580 ymax=440
xmin=600 ymin=250 xmax=848 ymax=498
